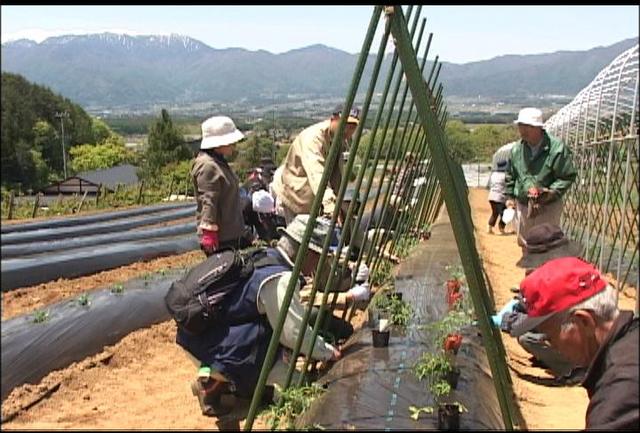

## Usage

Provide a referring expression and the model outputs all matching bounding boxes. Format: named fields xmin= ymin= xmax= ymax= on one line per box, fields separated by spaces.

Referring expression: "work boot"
xmin=191 ymin=377 xmax=232 ymax=416
xmin=487 ymin=225 xmax=494 ymax=234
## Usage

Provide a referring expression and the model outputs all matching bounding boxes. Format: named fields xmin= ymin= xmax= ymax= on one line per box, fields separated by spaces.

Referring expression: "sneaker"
xmin=191 ymin=378 xmax=232 ymax=416
xmin=499 ymin=227 xmax=505 ymax=235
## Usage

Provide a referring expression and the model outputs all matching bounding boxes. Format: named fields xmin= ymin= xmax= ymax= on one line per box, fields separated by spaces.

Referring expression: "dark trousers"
xmin=488 ymin=200 xmax=506 ymax=229
xmin=309 ymin=307 xmax=354 ymax=343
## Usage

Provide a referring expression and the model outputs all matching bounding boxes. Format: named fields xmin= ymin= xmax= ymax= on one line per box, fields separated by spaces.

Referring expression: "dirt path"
xmin=2 ymin=189 xmax=636 ymax=429
xmin=468 ymin=187 xmax=636 ymax=430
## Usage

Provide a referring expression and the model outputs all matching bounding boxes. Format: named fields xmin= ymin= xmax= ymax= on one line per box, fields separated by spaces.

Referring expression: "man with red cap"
xmin=512 ymin=257 xmax=638 ymax=430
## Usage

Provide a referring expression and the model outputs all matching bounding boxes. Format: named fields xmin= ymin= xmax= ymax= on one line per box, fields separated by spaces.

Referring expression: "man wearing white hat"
xmin=505 ymin=107 xmax=577 ymax=247
xmin=191 ymin=116 xmax=253 ymax=255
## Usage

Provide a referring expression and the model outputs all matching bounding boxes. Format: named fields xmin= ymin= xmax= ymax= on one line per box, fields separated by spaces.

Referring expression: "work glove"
xmin=489 ymin=298 xmax=519 ymax=327
xmin=498 ymin=298 xmax=520 ymax=317
xmin=527 ymin=187 xmax=541 ymax=199
xmin=348 ymin=283 xmax=370 ymax=302
xmin=490 ymin=314 xmax=502 ymax=327
xmin=355 ymin=263 xmax=370 ymax=284
xmin=538 ymin=188 xmax=557 ymax=205
xmin=200 ymin=229 xmax=219 ymax=255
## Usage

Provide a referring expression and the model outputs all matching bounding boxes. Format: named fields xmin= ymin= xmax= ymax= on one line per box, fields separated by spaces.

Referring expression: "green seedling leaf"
xmin=76 ymin=293 xmax=91 ymax=306
xmin=409 ymin=405 xmax=434 ymax=420
xmin=111 ymin=283 xmax=125 ymax=294
xmin=32 ymin=310 xmax=50 ymax=324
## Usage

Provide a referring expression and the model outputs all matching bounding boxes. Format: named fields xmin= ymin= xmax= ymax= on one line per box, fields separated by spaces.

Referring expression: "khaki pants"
xmin=515 ymin=197 xmax=563 ymax=247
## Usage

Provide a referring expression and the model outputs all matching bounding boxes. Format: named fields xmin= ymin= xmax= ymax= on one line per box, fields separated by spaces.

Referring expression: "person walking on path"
xmin=487 ymin=159 xmax=509 ymax=234
xmin=505 ymin=107 xmax=577 ymax=246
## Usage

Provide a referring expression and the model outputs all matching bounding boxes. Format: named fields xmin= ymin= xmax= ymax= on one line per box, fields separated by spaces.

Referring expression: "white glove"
xmin=349 ymin=283 xmax=370 ymax=302
xmin=355 ymin=263 xmax=370 ymax=284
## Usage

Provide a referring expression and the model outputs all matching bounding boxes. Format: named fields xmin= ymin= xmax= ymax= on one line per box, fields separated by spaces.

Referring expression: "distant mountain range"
xmin=1 ymin=33 xmax=637 ymax=110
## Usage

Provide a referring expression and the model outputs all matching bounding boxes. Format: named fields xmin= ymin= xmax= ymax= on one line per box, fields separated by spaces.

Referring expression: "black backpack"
xmin=164 ymin=247 xmax=285 ymax=335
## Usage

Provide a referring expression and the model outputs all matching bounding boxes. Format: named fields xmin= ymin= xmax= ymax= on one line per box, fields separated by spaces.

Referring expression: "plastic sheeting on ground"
xmin=0 ymin=201 xmax=194 ymax=234
xmin=1 ymin=222 xmax=196 ymax=259
xmin=1 ymin=206 xmax=195 ymax=245
xmin=296 ymin=208 xmax=505 ymax=430
xmin=1 ymin=235 xmax=199 ymax=291
xmin=0 ymin=269 xmax=186 ymax=401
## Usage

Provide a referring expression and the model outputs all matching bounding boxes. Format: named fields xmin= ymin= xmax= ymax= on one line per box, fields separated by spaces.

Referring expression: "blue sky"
xmin=1 ymin=5 xmax=638 ymax=64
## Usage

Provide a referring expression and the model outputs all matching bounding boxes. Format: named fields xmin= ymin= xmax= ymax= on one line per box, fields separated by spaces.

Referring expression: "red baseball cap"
xmin=511 ymin=257 xmax=607 ymax=337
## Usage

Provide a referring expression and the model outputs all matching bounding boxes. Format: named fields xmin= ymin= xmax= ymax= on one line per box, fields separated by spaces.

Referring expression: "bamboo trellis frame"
xmin=545 ymin=44 xmax=639 ymax=304
xmin=242 ymin=6 xmax=519 ymax=430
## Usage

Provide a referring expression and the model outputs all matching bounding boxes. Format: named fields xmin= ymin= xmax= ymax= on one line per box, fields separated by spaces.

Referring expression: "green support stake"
xmin=281 ymin=6 xmax=393 ymax=391
xmin=294 ymin=5 xmax=424 ymax=384
xmin=242 ymin=6 xmax=382 ymax=431
xmin=388 ymin=5 xmax=518 ymax=429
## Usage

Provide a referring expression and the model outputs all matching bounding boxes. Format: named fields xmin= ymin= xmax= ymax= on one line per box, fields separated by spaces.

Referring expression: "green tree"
xmin=444 ymin=120 xmax=474 ymax=163
xmin=469 ymin=124 xmax=519 ymax=162
xmin=91 ymin=117 xmax=113 ymax=143
xmin=69 ymin=135 xmax=137 ymax=173
xmin=1 ymin=72 xmax=98 ymax=190
xmin=231 ymin=133 xmax=274 ymax=179
xmin=32 ymin=120 xmax=61 ymax=170
xmin=142 ymin=109 xmax=191 ymax=177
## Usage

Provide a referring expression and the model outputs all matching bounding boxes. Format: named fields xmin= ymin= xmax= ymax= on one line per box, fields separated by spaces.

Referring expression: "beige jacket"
xmin=191 ymin=151 xmax=245 ymax=243
xmin=272 ymin=120 xmax=344 ymax=216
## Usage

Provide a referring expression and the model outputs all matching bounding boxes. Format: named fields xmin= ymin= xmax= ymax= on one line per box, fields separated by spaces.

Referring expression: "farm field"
xmin=1 ymin=188 xmax=636 ymax=429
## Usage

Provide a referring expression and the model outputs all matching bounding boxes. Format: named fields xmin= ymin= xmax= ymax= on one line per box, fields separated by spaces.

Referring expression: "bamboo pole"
xmin=389 ymin=6 xmax=516 ymax=429
xmin=243 ymin=7 xmax=382 ymax=430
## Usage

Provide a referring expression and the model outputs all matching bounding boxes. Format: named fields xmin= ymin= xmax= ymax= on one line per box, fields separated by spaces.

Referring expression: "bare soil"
xmin=468 ymin=188 xmax=636 ymax=430
xmin=1 ymin=189 xmax=636 ymax=429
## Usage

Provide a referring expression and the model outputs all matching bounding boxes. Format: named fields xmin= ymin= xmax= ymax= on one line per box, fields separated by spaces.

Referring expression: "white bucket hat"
xmin=514 ymin=108 xmax=544 ymax=127
xmin=252 ymin=189 xmax=275 ymax=213
xmin=200 ymin=116 xmax=245 ymax=149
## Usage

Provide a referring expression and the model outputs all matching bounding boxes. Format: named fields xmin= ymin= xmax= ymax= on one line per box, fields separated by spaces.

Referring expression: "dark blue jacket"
xmin=176 ymin=248 xmax=291 ymax=397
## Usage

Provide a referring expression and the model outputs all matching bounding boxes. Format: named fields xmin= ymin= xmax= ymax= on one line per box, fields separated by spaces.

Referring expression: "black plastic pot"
xmin=371 ymin=329 xmax=390 ymax=347
xmin=445 ymin=367 xmax=461 ymax=389
xmin=388 ymin=292 xmax=403 ymax=301
xmin=438 ymin=403 xmax=460 ymax=430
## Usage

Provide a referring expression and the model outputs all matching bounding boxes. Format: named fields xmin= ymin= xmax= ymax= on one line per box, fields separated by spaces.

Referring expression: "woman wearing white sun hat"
xmin=191 ymin=115 xmax=253 ymax=255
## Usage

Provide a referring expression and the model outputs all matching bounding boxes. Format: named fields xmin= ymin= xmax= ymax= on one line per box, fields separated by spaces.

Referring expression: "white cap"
xmin=200 ymin=116 xmax=244 ymax=149
xmin=252 ymin=189 xmax=275 ymax=213
xmin=514 ymin=108 xmax=544 ymax=127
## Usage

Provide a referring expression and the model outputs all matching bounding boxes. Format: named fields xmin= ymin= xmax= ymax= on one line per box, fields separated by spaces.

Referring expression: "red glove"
xmin=527 ymin=187 xmax=541 ymax=199
xmin=200 ymin=229 xmax=219 ymax=254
